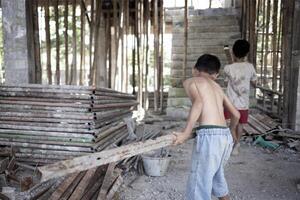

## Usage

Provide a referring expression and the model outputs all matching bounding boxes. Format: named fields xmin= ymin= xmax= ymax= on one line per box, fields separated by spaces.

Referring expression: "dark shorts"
xmin=224 ymin=109 xmax=248 ymax=124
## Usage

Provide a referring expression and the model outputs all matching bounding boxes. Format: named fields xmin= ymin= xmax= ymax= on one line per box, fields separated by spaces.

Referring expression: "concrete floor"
xmin=120 ymin=139 xmax=300 ymax=200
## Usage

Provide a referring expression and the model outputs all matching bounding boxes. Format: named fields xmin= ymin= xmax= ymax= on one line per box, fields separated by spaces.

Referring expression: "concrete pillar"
xmin=2 ymin=0 xmax=30 ymax=84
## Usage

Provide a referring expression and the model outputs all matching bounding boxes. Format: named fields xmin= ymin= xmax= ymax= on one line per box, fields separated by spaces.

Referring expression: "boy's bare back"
xmin=183 ymin=76 xmax=234 ymax=127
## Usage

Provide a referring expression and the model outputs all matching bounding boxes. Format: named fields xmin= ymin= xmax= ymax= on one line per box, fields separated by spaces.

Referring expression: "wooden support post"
xmin=136 ymin=0 xmax=142 ymax=110
xmin=272 ymin=0 xmax=279 ymax=90
xmin=34 ymin=0 xmax=42 ymax=84
xmin=153 ymin=0 xmax=159 ymax=111
xmin=88 ymin=0 xmax=94 ymax=85
xmin=183 ymin=0 xmax=188 ymax=81
xmin=93 ymin=0 xmax=107 ymax=87
xmin=45 ymin=0 xmax=52 ymax=84
xmin=38 ymin=134 xmax=175 ymax=182
xmin=248 ymin=0 xmax=256 ymax=65
xmin=55 ymin=0 xmax=60 ymax=85
xmin=70 ymin=0 xmax=77 ymax=85
xmin=282 ymin=0 xmax=295 ymax=127
xmin=64 ymin=0 xmax=69 ymax=84
xmin=159 ymin=1 xmax=164 ymax=113
xmin=144 ymin=0 xmax=150 ymax=110
xmin=260 ymin=0 xmax=266 ymax=85
xmin=80 ymin=2 xmax=85 ymax=85
xmin=132 ymin=36 xmax=136 ymax=94
xmin=111 ymin=0 xmax=119 ymax=90
xmin=121 ymin=0 xmax=125 ymax=92
xmin=125 ymin=0 xmax=129 ymax=93
xmin=263 ymin=0 xmax=271 ymax=87
xmin=288 ymin=0 xmax=300 ymax=130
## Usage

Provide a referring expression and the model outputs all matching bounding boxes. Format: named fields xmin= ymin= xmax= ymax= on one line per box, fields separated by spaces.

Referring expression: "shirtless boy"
xmin=173 ymin=54 xmax=240 ymax=200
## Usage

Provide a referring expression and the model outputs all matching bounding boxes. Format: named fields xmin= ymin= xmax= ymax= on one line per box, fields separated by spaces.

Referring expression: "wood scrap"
xmin=38 ymin=134 xmax=174 ymax=182
xmin=68 ymin=168 xmax=97 ymax=200
xmin=49 ymin=173 xmax=80 ymax=200
xmin=97 ymin=163 xmax=117 ymax=199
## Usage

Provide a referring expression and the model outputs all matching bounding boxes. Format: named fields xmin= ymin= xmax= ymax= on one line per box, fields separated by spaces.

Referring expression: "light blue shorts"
xmin=186 ymin=127 xmax=234 ymax=200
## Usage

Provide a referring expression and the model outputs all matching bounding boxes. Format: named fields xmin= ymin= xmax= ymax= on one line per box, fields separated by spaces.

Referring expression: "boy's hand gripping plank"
xmin=38 ymin=134 xmax=176 ymax=183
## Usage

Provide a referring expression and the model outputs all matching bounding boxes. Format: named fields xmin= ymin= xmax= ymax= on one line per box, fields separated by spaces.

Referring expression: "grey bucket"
xmin=142 ymin=154 xmax=171 ymax=177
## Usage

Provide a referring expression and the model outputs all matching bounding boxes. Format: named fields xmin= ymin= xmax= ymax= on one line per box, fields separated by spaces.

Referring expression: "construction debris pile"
xmin=243 ymin=113 xmax=300 ymax=151
xmin=0 ymin=84 xmax=137 ymax=165
xmin=8 ymin=124 xmax=164 ymax=200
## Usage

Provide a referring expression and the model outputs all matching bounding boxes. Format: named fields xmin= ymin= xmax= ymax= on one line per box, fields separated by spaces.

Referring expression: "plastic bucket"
xmin=142 ymin=154 xmax=171 ymax=177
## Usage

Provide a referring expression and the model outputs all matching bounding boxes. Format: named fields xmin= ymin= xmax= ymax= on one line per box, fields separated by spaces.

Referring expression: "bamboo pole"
xmin=144 ymin=0 xmax=150 ymax=110
xmin=248 ymin=0 xmax=256 ymax=64
xmin=33 ymin=0 xmax=42 ymax=84
xmin=45 ymin=0 xmax=52 ymax=84
xmin=64 ymin=0 xmax=69 ymax=84
xmin=80 ymin=1 xmax=85 ymax=85
xmin=111 ymin=0 xmax=118 ymax=90
xmin=125 ymin=0 xmax=129 ymax=93
xmin=121 ymin=0 xmax=125 ymax=92
xmin=278 ymin=2 xmax=283 ymax=93
xmin=55 ymin=0 xmax=60 ymax=85
xmin=272 ymin=0 xmax=279 ymax=90
xmin=136 ymin=0 xmax=142 ymax=109
xmin=108 ymin=20 xmax=112 ymax=88
xmin=88 ymin=0 xmax=94 ymax=85
xmin=160 ymin=1 xmax=164 ymax=113
xmin=70 ymin=0 xmax=77 ymax=85
xmin=153 ymin=0 xmax=159 ymax=111
xmin=183 ymin=0 xmax=188 ymax=81
xmin=263 ymin=0 xmax=271 ymax=87
xmin=132 ymin=28 xmax=136 ymax=94
xmin=260 ymin=0 xmax=266 ymax=85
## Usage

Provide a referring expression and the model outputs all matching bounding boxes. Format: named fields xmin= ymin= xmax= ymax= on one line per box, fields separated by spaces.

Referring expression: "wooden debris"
xmin=97 ymin=163 xmax=116 ymax=199
xmin=38 ymin=134 xmax=174 ymax=182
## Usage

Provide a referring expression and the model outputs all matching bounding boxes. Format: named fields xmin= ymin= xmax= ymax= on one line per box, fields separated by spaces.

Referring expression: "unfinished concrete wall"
xmin=166 ymin=8 xmax=242 ymax=119
xmin=2 ymin=0 xmax=30 ymax=84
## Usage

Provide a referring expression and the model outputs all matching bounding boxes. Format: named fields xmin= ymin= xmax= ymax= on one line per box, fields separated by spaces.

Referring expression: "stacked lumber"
xmin=243 ymin=112 xmax=300 ymax=150
xmin=0 ymin=84 xmax=137 ymax=165
xmin=243 ymin=113 xmax=279 ymax=135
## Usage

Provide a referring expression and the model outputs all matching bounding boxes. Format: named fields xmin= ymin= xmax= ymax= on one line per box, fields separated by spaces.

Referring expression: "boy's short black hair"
xmin=194 ymin=54 xmax=221 ymax=74
xmin=232 ymin=39 xmax=250 ymax=58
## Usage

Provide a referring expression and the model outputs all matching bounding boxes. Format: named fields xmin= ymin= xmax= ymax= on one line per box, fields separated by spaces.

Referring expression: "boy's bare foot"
xmin=231 ymin=143 xmax=240 ymax=155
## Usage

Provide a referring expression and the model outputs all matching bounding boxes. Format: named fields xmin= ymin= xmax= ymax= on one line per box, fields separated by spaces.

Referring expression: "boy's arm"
xmin=173 ymin=81 xmax=203 ymax=145
xmin=223 ymin=94 xmax=240 ymax=142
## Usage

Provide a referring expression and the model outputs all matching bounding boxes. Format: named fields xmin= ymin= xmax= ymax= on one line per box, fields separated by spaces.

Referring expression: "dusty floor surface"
xmin=120 ymin=137 xmax=300 ymax=200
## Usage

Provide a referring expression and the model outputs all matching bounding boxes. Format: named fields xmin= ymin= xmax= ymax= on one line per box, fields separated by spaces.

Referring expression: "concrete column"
xmin=2 ymin=0 xmax=30 ymax=84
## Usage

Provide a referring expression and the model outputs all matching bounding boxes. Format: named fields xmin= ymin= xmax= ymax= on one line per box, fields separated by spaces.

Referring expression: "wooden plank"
xmin=97 ymin=163 xmax=116 ymax=199
xmin=106 ymin=175 xmax=123 ymax=199
xmin=68 ymin=168 xmax=97 ymax=200
xmin=49 ymin=173 xmax=79 ymax=200
xmin=38 ymin=134 xmax=174 ymax=182
xmin=60 ymin=171 xmax=86 ymax=200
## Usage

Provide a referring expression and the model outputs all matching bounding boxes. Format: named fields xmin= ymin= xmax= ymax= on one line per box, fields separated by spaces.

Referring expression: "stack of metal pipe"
xmin=0 ymin=84 xmax=137 ymax=165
